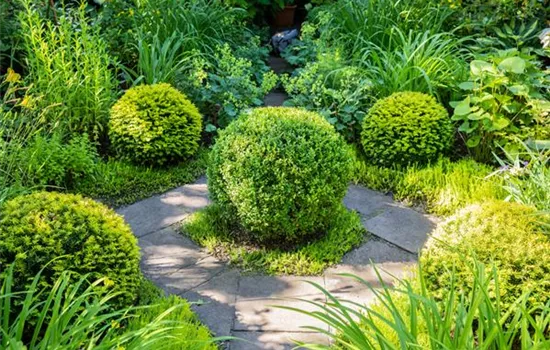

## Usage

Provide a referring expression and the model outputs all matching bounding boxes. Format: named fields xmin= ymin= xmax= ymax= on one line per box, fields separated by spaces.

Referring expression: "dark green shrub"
xmin=0 ymin=192 xmax=141 ymax=308
xmin=421 ymin=200 xmax=550 ymax=312
xmin=208 ymin=107 xmax=353 ymax=243
xmin=361 ymin=92 xmax=453 ymax=167
xmin=109 ymin=83 xmax=202 ymax=167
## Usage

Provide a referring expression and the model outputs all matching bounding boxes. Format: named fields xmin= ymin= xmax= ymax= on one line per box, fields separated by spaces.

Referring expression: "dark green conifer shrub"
xmin=361 ymin=92 xmax=453 ymax=167
xmin=208 ymin=107 xmax=353 ymax=243
xmin=0 ymin=192 xmax=141 ymax=308
xmin=109 ymin=83 xmax=202 ymax=167
xmin=421 ymin=200 xmax=550 ymax=311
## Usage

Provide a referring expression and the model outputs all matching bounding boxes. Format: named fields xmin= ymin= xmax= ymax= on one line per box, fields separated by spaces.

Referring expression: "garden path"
xmin=117 ymin=178 xmax=436 ymax=349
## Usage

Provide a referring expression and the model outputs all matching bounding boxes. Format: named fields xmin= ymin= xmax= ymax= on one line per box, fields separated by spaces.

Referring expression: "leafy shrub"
xmin=179 ymin=43 xmax=277 ymax=132
xmin=282 ymin=56 xmax=373 ymax=142
xmin=361 ymin=92 xmax=453 ymax=167
xmin=421 ymin=200 xmax=550 ymax=312
xmin=0 ymin=192 xmax=141 ymax=309
xmin=14 ymin=133 xmax=98 ymax=189
xmin=451 ymin=50 xmax=550 ymax=163
xmin=109 ymin=83 xmax=202 ymax=167
xmin=208 ymin=107 xmax=353 ymax=244
xmin=18 ymin=0 xmax=116 ymax=140
xmin=127 ymin=295 xmax=216 ymax=350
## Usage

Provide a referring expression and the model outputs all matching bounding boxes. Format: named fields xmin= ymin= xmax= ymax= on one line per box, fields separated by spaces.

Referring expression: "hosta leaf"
xmin=458 ymin=81 xmax=475 ymax=90
xmin=498 ymin=57 xmax=526 ymax=74
xmin=471 ymin=60 xmax=495 ymax=76
xmin=466 ymin=135 xmax=481 ymax=148
xmin=491 ymin=117 xmax=510 ymax=130
xmin=454 ymin=99 xmax=471 ymax=116
xmin=507 ymin=85 xmax=528 ymax=96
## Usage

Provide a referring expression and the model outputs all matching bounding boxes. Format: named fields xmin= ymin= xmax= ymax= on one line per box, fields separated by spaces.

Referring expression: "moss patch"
xmin=180 ymin=204 xmax=366 ymax=275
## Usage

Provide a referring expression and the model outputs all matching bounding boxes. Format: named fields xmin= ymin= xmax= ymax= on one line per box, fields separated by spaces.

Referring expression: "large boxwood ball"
xmin=361 ymin=92 xmax=453 ymax=167
xmin=208 ymin=107 xmax=353 ymax=243
xmin=0 ymin=192 xmax=141 ymax=308
xmin=109 ymin=83 xmax=202 ymax=167
xmin=421 ymin=200 xmax=550 ymax=311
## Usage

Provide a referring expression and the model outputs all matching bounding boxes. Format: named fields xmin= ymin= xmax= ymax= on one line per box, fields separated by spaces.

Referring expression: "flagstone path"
xmin=117 ymin=177 xmax=437 ymax=349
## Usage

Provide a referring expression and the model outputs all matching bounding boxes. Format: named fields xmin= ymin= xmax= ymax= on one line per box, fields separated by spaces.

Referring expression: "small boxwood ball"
xmin=421 ymin=201 xmax=550 ymax=311
xmin=109 ymin=83 xmax=202 ymax=167
xmin=361 ymin=92 xmax=453 ymax=167
xmin=208 ymin=107 xmax=353 ymax=243
xmin=0 ymin=192 xmax=141 ymax=308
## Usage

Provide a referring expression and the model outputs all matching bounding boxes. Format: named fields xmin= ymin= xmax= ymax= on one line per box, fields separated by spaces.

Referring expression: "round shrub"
xmin=109 ymin=83 xmax=202 ymax=167
xmin=208 ymin=107 xmax=353 ymax=244
xmin=361 ymin=91 xmax=452 ymax=167
xmin=0 ymin=192 xmax=141 ymax=307
xmin=421 ymin=200 xmax=550 ymax=311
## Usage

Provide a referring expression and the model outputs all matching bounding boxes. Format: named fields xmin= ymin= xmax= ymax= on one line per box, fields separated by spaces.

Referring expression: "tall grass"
xmin=319 ymin=0 xmax=453 ymax=56
xmin=18 ymin=0 xmax=116 ymax=139
xmin=357 ymin=29 xmax=468 ymax=99
xmin=281 ymin=261 xmax=550 ymax=349
xmin=0 ymin=263 xmax=221 ymax=349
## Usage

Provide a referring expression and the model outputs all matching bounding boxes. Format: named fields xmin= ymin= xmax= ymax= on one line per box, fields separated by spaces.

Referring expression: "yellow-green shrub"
xmin=361 ymin=92 xmax=453 ymax=167
xmin=109 ymin=83 xmax=202 ymax=167
xmin=0 ymin=192 xmax=141 ymax=308
xmin=421 ymin=200 xmax=550 ymax=311
xmin=208 ymin=107 xmax=353 ymax=244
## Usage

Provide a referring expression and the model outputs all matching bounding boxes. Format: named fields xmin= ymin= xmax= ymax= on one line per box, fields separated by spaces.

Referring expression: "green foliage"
xmin=179 ymin=43 xmax=277 ymax=132
xmin=182 ymin=203 xmax=365 ymax=275
xmin=0 ymin=265 xmax=218 ymax=349
xmin=492 ymin=141 xmax=550 ymax=212
xmin=74 ymin=148 xmax=209 ymax=207
xmin=421 ymin=200 xmax=550 ymax=313
xmin=357 ymin=29 xmax=467 ymax=99
xmin=352 ymin=154 xmax=505 ymax=216
xmin=14 ymin=133 xmax=98 ymax=189
xmin=444 ymin=0 xmax=548 ymax=36
xmin=451 ymin=50 xmax=550 ymax=163
xmin=208 ymin=107 xmax=353 ymax=243
xmin=286 ymin=260 xmax=550 ymax=349
xmin=18 ymin=0 xmax=116 ymax=140
xmin=361 ymin=92 xmax=453 ymax=167
xmin=0 ymin=192 xmax=141 ymax=309
xmin=282 ymin=55 xmax=373 ymax=142
xmin=109 ymin=83 xmax=202 ymax=167
xmin=0 ymin=1 xmax=19 ymax=73
xmin=127 ymin=295 xmax=217 ymax=350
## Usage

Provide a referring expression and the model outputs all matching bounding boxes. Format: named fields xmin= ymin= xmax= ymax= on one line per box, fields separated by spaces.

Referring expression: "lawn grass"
xmin=352 ymin=151 xmax=505 ymax=216
xmin=74 ymin=148 xmax=209 ymax=207
xmin=181 ymin=204 xmax=366 ymax=275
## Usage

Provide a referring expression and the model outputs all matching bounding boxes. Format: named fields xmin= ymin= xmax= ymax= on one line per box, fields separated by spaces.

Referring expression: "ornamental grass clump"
xmin=109 ymin=83 xmax=202 ymax=167
xmin=0 ymin=192 xmax=141 ymax=309
xmin=361 ymin=92 xmax=453 ymax=167
xmin=421 ymin=200 xmax=550 ymax=312
xmin=207 ymin=107 xmax=353 ymax=244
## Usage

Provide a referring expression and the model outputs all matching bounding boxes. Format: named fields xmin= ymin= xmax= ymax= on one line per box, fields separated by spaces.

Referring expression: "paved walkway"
xmin=117 ymin=177 xmax=436 ymax=349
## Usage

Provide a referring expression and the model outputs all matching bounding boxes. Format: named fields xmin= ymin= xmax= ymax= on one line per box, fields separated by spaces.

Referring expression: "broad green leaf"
xmin=454 ymin=99 xmax=471 ymax=116
xmin=467 ymin=111 xmax=489 ymax=121
xmin=205 ymin=124 xmax=217 ymax=132
xmin=508 ymin=85 xmax=528 ymax=96
xmin=466 ymin=135 xmax=481 ymax=148
xmin=491 ymin=117 xmax=510 ymax=130
xmin=458 ymin=81 xmax=475 ymax=90
xmin=498 ymin=57 xmax=526 ymax=74
xmin=471 ymin=60 xmax=495 ymax=76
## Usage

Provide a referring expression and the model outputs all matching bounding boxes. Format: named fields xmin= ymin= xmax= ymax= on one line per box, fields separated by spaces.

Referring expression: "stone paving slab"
xmin=230 ymin=331 xmax=330 ymax=350
xmin=363 ymin=204 xmax=436 ymax=254
xmin=234 ymin=276 xmax=328 ymax=332
xmin=339 ymin=238 xmax=417 ymax=266
xmin=344 ymin=185 xmax=393 ymax=219
xmin=182 ymin=269 xmax=240 ymax=336
xmin=117 ymin=176 xmax=209 ymax=237
xmin=264 ymin=92 xmax=288 ymax=107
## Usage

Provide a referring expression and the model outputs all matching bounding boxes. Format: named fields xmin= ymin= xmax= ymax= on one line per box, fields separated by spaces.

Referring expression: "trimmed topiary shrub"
xmin=109 ymin=83 xmax=202 ymax=167
xmin=208 ymin=107 xmax=353 ymax=244
xmin=421 ymin=200 xmax=550 ymax=311
xmin=361 ymin=92 xmax=453 ymax=167
xmin=0 ymin=192 xmax=141 ymax=308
